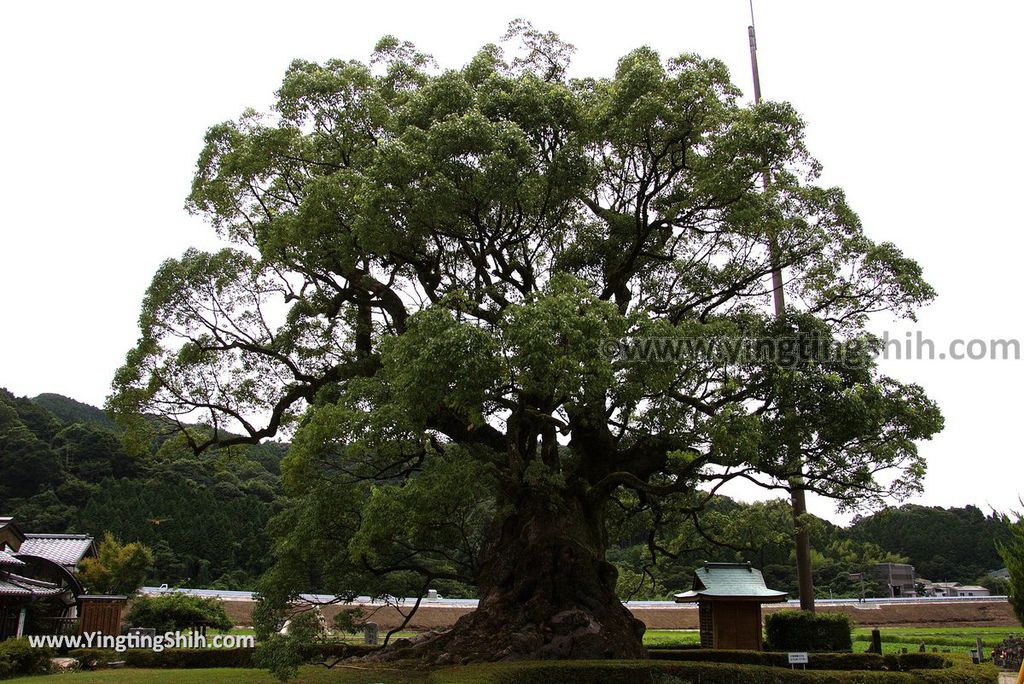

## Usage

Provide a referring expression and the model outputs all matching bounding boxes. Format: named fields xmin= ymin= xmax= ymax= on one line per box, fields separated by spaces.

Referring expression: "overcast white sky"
xmin=1 ymin=1 xmax=1021 ymax=524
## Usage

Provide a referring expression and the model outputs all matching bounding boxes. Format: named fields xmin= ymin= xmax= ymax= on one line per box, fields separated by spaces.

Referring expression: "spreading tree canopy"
xmin=111 ymin=24 xmax=942 ymax=661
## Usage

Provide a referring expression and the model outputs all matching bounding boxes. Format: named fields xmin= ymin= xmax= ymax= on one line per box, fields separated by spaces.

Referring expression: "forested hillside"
xmin=0 ymin=387 xmax=285 ymax=589
xmin=31 ymin=392 xmax=116 ymax=430
xmin=848 ymin=504 xmax=1012 ymax=582
xmin=0 ymin=386 xmax=1011 ymax=595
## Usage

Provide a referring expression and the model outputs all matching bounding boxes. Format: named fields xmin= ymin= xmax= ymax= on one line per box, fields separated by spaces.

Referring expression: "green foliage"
xmin=0 ymin=638 xmax=52 ymax=679
xmin=70 ymin=644 xmax=374 ymax=674
xmin=647 ymin=649 xmax=888 ymax=669
xmin=997 ymin=509 xmax=1024 ymax=625
xmin=0 ymin=386 xmax=284 ymax=589
xmin=850 ymin=505 xmax=1011 ymax=582
xmin=433 ymin=654 xmax=995 ymax=684
xmin=32 ymin=393 xmax=116 ymax=429
xmin=765 ymin=610 xmax=853 ymax=652
xmin=71 ymin=647 xmax=255 ymax=670
xmin=107 ymin=19 xmax=948 ymax=663
xmin=253 ymin=611 xmax=324 ymax=682
xmin=79 ymin=531 xmax=155 ymax=595
xmin=609 ymin=493 xmax=1018 ymax=601
xmin=251 ymin=610 xmax=376 ymax=682
xmin=0 ymin=394 xmax=61 ymax=504
xmin=126 ymin=593 xmax=234 ymax=632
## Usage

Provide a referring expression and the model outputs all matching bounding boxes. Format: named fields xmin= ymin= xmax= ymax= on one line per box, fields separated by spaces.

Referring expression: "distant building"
xmin=923 ymin=581 xmax=961 ymax=597
xmin=872 ymin=562 xmax=917 ymax=597
xmin=920 ymin=581 xmax=991 ymax=597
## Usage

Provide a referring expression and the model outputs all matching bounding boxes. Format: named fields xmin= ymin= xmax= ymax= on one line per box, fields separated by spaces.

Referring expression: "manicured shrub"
xmin=765 ymin=610 xmax=853 ymax=652
xmin=303 ymin=641 xmax=376 ymax=659
xmin=433 ymin=660 xmax=913 ymax=684
xmin=69 ymin=646 xmax=254 ymax=669
xmin=67 ymin=640 xmax=374 ymax=674
xmin=125 ymin=593 xmax=233 ymax=632
xmin=0 ymin=638 xmax=52 ymax=679
xmin=907 ymin=653 xmax=998 ymax=684
xmin=431 ymin=656 xmax=998 ymax=684
xmin=896 ymin=652 xmax=948 ymax=670
xmin=648 ymin=649 xmax=888 ymax=670
xmin=124 ymin=647 xmax=254 ymax=668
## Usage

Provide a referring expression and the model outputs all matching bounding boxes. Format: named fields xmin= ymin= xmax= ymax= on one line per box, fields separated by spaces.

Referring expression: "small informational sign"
xmin=788 ymin=652 xmax=809 ymax=665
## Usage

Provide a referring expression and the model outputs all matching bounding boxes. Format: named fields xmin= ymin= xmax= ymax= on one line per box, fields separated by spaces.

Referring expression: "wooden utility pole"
xmin=747 ymin=1 xmax=816 ymax=613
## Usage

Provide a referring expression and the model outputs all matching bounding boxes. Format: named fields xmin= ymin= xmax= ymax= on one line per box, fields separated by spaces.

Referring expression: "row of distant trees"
xmin=608 ymin=496 xmax=1015 ymax=601
xmin=0 ymin=387 xmax=1017 ymax=602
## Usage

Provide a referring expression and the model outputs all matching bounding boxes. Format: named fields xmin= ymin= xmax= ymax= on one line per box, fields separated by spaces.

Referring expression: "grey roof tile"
xmin=17 ymin=534 xmax=94 ymax=568
xmin=674 ymin=562 xmax=787 ymax=602
xmin=0 ymin=549 xmax=27 ymax=567
xmin=0 ymin=573 xmax=65 ymax=597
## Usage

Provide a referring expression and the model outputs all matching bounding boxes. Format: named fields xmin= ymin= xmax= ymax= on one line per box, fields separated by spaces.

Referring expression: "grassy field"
xmin=852 ymin=626 xmax=1021 ymax=655
xmin=641 ymin=626 xmax=1023 ymax=655
xmin=642 ymin=628 xmax=700 ymax=647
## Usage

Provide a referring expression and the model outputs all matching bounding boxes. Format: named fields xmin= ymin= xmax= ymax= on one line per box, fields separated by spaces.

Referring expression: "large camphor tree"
xmin=111 ymin=25 xmax=942 ymax=661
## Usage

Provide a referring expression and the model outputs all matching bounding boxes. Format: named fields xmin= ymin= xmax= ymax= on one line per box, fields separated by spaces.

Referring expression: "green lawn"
xmin=851 ymin=626 xmax=1022 ymax=655
xmin=642 ymin=628 xmax=700 ymax=647
xmin=641 ymin=626 xmax=1023 ymax=654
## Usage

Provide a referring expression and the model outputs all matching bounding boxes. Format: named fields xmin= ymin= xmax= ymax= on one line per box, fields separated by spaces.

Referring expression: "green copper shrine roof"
xmin=674 ymin=562 xmax=787 ymax=603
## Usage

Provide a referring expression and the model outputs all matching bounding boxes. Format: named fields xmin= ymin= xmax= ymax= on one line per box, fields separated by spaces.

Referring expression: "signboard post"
xmin=788 ymin=652 xmax=809 ymax=669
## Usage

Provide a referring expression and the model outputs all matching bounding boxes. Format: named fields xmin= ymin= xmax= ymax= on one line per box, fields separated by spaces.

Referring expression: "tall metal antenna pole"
xmin=748 ymin=1 xmax=763 ymax=104
xmin=747 ymin=1 xmax=816 ymax=613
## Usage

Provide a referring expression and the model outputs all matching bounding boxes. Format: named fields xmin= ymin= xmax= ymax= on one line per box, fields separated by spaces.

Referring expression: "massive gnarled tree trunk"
xmin=413 ymin=493 xmax=645 ymax=662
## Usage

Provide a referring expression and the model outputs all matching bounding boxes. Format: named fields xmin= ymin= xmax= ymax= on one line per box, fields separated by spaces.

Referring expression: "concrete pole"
xmin=747 ymin=1 xmax=815 ymax=613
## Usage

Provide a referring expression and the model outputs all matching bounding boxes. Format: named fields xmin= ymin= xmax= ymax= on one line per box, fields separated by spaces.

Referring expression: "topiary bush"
xmin=765 ymin=610 xmax=853 ymax=652
xmin=69 ymin=647 xmax=254 ymax=669
xmin=433 ymin=660 xmax=911 ymax=683
xmin=0 ymin=638 xmax=52 ymax=679
xmin=431 ymin=656 xmax=998 ymax=684
xmin=125 ymin=593 xmax=233 ymax=632
xmin=648 ymin=649 xmax=888 ymax=670
xmin=124 ymin=647 xmax=255 ymax=668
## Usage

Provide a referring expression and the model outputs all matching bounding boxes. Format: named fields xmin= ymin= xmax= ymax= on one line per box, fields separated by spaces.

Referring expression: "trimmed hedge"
xmin=765 ymin=610 xmax=853 ymax=652
xmin=910 ymin=654 xmax=999 ymax=684
xmin=68 ymin=641 xmax=374 ymax=670
xmin=898 ymin=653 xmax=948 ymax=670
xmin=432 ymin=656 xmax=998 ymax=684
xmin=434 ymin=661 xmax=911 ymax=683
xmin=648 ymin=649 xmax=962 ymax=673
xmin=126 ymin=593 xmax=233 ymax=632
xmin=301 ymin=642 xmax=376 ymax=660
xmin=70 ymin=647 xmax=254 ymax=669
xmin=648 ymin=649 xmax=888 ymax=670
xmin=0 ymin=638 xmax=52 ymax=679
